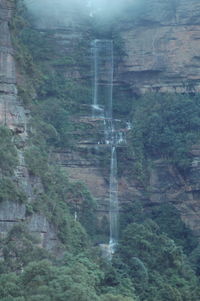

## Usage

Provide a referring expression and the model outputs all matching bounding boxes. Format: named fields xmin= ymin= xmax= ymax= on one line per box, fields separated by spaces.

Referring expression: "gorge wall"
xmin=0 ymin=0 xmax=62 ymax=253
xmin=1 ymin=0 xmax=200 ymax=249
xmin=117 ymin=0 xmax=200 ymax=95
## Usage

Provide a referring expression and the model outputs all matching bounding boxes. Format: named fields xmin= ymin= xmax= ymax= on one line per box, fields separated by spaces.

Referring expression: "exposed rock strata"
xmin=0 ymin=0 xmax=26 ymax=133
xmin=18 ymin=0 xmax=200 ymax=238
xmin=149 ymin=151 xmax=200 ymax=237
xmin=1 ymin=0 xmax=200 ymax=243
xmin=0 ymin=1 xmax=61 ymax=252
xmin=117 ymin=0 xmax=200 ymax=94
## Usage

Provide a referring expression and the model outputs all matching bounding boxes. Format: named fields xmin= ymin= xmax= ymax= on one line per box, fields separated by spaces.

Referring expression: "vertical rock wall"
xmin=1 ymin=0 xmax=200 ymax=244
xmin=0 ymin=0 xmax=26 ymax=132
xmin=116 ymin=0 xmax=200 ymax=94
xmin=0 ymin=1 xmax=62 ymax=253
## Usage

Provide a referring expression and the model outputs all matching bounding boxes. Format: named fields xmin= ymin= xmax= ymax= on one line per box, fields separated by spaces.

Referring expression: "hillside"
xmin=0 ymin=0 xmax=200 ymax=300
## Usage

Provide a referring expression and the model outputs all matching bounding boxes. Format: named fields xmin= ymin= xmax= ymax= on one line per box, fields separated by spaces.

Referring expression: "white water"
xmin=92 ymin=40 xmax=99 ymax=116
xmin=91 ymin=39 xmax=113 ymax=119
xmin=109 ymin=146 xmax=118 ymax=250
xmin=92 ymin=39 xmax=119 ymax=257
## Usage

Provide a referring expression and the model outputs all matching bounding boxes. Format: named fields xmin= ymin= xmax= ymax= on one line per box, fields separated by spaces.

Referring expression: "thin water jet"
xmin=91 ymin=39 xmax=121 ymax=259
xmin=109 ymin=146 xmax=119 ymax=252
xmin=91 ymin=39 xmax=113 ymax=119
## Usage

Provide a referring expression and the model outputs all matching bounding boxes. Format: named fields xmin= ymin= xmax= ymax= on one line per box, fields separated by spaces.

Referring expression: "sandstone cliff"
xmin=117 ymin=0 xmax=200 ymax=95
xmin=0 ymin=0 xmax=62 ymax=252
xmin=1 ymin=0 xmax=200 ymax=246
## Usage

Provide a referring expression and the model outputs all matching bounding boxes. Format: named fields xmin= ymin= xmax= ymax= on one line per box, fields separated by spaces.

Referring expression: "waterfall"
xmin=109 ymin=146 xmax=118 ymax=252
xmin=92 ymin=40 xmax=100 ymax=116
xmin=91 ymin=39 xmax=120 ymax=257
xmin=91 ymin=39 xmax=113 ymax=119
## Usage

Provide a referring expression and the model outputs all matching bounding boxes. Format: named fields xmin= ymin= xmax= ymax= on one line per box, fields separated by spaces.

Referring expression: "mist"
xmin=88 ymin=0 xmax=140 ymax=18
xmin=24 ymin=0 xmax=141 ymax=28
xmin=24 ymin=0 xmax=89 ymax=27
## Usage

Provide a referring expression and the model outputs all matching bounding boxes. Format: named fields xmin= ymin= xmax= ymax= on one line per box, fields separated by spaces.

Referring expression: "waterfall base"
xmin=99 ymin=241 xmax=117 ymax=261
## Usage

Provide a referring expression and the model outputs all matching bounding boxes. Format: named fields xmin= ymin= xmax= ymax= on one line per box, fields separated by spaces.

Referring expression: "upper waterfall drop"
xmin=91 ymin=39 xmax=113 ymax=119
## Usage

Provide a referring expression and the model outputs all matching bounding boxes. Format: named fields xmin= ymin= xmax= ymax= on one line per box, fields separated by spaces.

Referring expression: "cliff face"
xmin=56 ymin=144 xmax=200 ymax=239
xmin=117 ymin=0 xmax=200 ymax=94
xmin=149 ymin=149 xmax=200 ymax=237
xmin=0 ymin=0 xmax=25 ymax=132
xmin=1 ymin=0 xmax=200 ymax=245
xmin=0 ymin=0 xmax=62 ymax=253
xmin=58 ymin=0 xmax=200 ymax=238
xmin=0 ymin=0 xmax=26 ymax=235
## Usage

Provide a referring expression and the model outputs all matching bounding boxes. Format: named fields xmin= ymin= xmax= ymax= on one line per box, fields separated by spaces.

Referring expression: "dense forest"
xmin=1 ymin=0 xmax=200 ymax=300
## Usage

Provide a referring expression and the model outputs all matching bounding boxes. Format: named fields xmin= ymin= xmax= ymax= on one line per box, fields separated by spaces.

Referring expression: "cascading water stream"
xmin=109 ymin=146 xmax=119 ymax=252
xmin=91 ymin=39 xmax=120 ymax=257
xmin=91 ymin=39 xmax=113 ymax=119
xmin=92 ymin=40 xmax=100 ymax=116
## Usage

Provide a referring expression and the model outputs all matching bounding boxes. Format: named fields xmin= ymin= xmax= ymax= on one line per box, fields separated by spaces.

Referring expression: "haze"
xmin=24 ymin=0 xmax=140 ymax=27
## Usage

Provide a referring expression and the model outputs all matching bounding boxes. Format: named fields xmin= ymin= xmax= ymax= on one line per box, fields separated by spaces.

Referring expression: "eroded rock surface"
xmin=1 ymin=0 xmax=200 ymax=244
xmin=0 ymin=1 xmax=62 ymax=252
xmin=117 ymin=0 xmax=200 ymax=94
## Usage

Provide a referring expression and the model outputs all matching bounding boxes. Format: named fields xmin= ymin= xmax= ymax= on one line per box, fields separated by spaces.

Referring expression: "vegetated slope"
xmin=0 ymin=0 xmax=200 ymax=300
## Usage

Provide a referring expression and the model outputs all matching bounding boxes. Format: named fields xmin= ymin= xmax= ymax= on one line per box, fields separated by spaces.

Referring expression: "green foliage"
xmin=67 ymin=182 xmax=97 ymax=236
xmin=119 ymin=221 xmax=182 ymax=272
xmin=30 ymin=98 xmax=73 ymax=148
xmin=14 ymin=13 xmax=90 ymax=148
xmin=112 ymin=85 xmax=133 ymax=119
xmin=1 ymin=224 xmax=48 ymax=273
xmin=6 ymin=3 xmax=200 ymax=301
xmin=0 ymin=177 xmax=26 ymax=203
xmin=120 ymin=201 xmax=197 ymax=255
xmin=0 ymin=250 xmax=105 ymax=301
xmin=29 ymin=169 xmax=89 ymax=253
xmin=95 ymin=215 xmax=110 ymax=243
xmin=190 ymin=243 xmax=200 ymax=276
xmin=12 ymin=0 xmax=99 ymax=258
xmin=118 ymin=220 xmax=200 ymax=301
xmin=0 ymin=126 xmax=26 ymax=203
xmin=0 ymin=273 xmax=22 ymax=300
xmin=0 ymin=126 xmax=18 ymax=175
xmin=149 ymin=203 xmax=197 ymax=253
xmin=119 ymin=200 xmax=145 ymax=232
xmin=9 ymin=1 xmax=42 ymax=104
xmin=98 ymin=258 xmax=137 ymax=299
xmin=101 ymin=294 xmax=136 ymax=301
xmin=24 ymin=144 xmax=91 ymax=253
xmin=24 ymin=146 xmax=48 ymax=177
xmin=131 ymin=93 xmax=200 ymax=175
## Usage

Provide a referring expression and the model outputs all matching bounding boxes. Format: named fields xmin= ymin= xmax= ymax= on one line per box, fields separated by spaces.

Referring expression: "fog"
xmin=88 ymin=0 xmax=140 ymax=18
xmin=24 ymin=0 xmax=141 ymax=27
xmin=24 ymin=0 xmax=89 ymax=27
